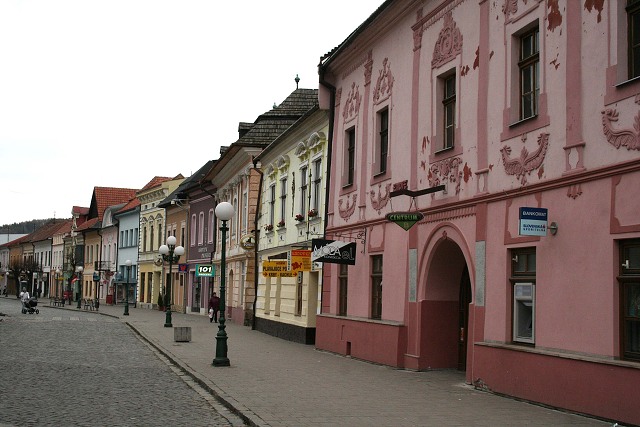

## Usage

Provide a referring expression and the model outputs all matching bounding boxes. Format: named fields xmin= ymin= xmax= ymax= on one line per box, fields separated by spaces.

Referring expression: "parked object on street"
xmin=21 ymin=297 xmax=39 ymax=314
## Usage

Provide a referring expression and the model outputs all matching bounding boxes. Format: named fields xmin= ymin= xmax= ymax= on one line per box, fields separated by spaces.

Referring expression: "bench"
xmin=49 ymin=297 xmax=65 ymax=307
xmin=83 ymin=298 xmax=95 ymax=310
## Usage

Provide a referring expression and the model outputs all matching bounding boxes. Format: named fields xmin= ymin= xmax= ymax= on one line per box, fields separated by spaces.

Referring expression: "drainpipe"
xmin=251 ymin=156 xmax=264 ymax=330
xmin=318 ymin=62 xmax=336 ymax=315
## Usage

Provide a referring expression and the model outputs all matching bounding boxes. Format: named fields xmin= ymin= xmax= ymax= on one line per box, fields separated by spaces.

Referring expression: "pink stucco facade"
xmin=316 ymin=0 xmax=640 ymax=424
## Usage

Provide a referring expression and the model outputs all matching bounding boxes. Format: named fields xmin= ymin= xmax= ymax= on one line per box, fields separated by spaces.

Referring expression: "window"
xmin=510 ymin=248 xmax=536 ymax=344
xmin=295 ymin=272 xmax=303 ymax=316
xmin=191 ymin=214 xmax=196 ymax=245
xmin=243 ymin=191 xmax=248 ymax=232
xmin=142 ymin=227 xmax=147 ymax=252
xmin=443 ymin=76 xmax=455 ymax=149
xmin=619 ymin=239 xmax=640 ymax=361
xmin=629 ymin=0 xmax=640 ymax=79
xmin=378 ymin=109 xmax=389 ymax=173
xmin=519 ymin=27 xmax=539 ymax=120
xmin=157 ymin=223 xmax=162 ymax=249
xmin=339 ymin=264 xmax=348 ymax=316
xmin=280 ymin=177 xmax=287 ymax=224
xmin=312 ymin=159 xmax=322 ymax=212
xmin=208 ymin=210 xmax=214 ymax=243
xmin=300 ymin=166 xmax=308 ymax=216
xmin=198 ymin=212 xmax=204 ymax=245
xmin=269 ymin=185 xmax=276 ymax=227
xmin=180 ymin=225 xmax=185 ymax=247
xmin=150 ymin=224 xmax=154 ymax=251
xmin=345 ymin=127 xmax=355 ymax=186
xmin=371 ymin=255 xmax=383 ymax=319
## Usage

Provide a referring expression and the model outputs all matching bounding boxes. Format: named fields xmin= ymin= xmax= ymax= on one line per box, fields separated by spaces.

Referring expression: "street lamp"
xmin=212 ymin=201 xmax=234 ymax=367
xmin=76 ymin=266 xmax=83 ymax=309
xmin=124 ymin=260 xmax=132 ymax=316
xmin=159 ymin=235 xmax=184 ymax=327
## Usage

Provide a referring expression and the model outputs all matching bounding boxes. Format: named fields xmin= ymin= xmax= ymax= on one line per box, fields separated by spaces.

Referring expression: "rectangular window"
xmin=191 ymin=214 xmax=197 ymax=245
xmin=208 ymin=210 xmax=214 ymax=243
xmin=629 ymin=0 xmax=640 ymax=79
xmin=312 ymin=159 xmax=322 ymax=212
xmin=371 ymin=255 xmax=383 ymax=319
xmin=280 ymin=177 xmax=287 ymax=224
xmin=511 ymin=248 xmax=536 ymax=344
xmin=198 ymin=212 xmax=204 ymax=245
xmin=378 ymin=109 xmax=389 ymax=173
xmin=443 ymin=76 xmax=455 ymax=149
xmin=300 ymin=166 xmax=308 ymax=216
xmin=620 ymin=239 xmax=640 ymax=361
xmin=243 ymin=191 xmax=248 ymax=232
xmin=339 ymin=264 xmax=348 ymax=316
xmin=143 ymin=227 xmax=147 ymax=252
xmin=269 ymin=185 xmax=276 ymax=227
xmin=345 ymin=127 xmax=355 ymax=186
xmin=519 ymin=27 xmax=539 ymax=120
xmin=150 ymin=225 xmax=154 ymax=252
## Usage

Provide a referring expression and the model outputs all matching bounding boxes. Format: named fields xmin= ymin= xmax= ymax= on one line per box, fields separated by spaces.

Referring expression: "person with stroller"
xmin=19 ymin=287 xmax=30 ymax=303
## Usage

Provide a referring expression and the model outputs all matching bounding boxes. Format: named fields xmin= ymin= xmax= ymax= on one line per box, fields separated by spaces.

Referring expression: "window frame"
xmin=371 ymin=254 xmax=383 ymax=320
xmin=377 ymin=108 xmax=389 ymax=175
xmin=519 ymin=27 xmax=540 ymax=121
xmin=269 ymin=184 xmax=276 ymax=227
xmin=510 ymin=247 xmax=536 ymax=345
xmin=338 ymin=264 xmax=348 ymax=316
xmin=300 ymin=165 xmax=308 ymax=216
xmin=619 ymin=239 xmax=640 ymax=361
xmin=279 ymin=177 xmax=287 ymax=224
xmin=628 ymin=0 xmax=640 ymax=79
xmin=442 ymin=75 xmax=456 ymax=150
xmin=312 ymin=158 xmax=322 ymax=212
xmin=344 ymin=127 xmax=356 ymax=187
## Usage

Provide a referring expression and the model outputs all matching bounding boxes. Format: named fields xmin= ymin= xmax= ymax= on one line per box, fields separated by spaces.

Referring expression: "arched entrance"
xmin=420 ymin=232 xmax=472 ymax=371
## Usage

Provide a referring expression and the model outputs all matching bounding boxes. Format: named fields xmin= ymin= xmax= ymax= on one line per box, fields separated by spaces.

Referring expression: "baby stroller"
xmin=22 ymin=297 xmax=39 ymax=314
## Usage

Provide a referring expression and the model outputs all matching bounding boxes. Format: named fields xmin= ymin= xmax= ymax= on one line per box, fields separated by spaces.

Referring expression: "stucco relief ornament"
xmin=373 ymin=58 xmax=394 ymax=104
xmin=601 ymin=109 xmax=640 ymax=151
xmin=502 ymin=0 xmax=518 ymax=17
xmin=338 ymin=193 xmax=357 ymax=221
xmin=342 ymin=82 xmax=362 ymax=121
xmin=428 ymin=156 xmax=463 ymax=195
xmin=431 ymin=12 xmax=463 ymax=68
xmin=369 ymin=183 xmax=392 ymax=214
xmin=500 ymin=132 xmax=549 ymax=185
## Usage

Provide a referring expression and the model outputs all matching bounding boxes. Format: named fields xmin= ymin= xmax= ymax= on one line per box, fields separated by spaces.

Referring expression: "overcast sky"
xmin=0 ymin=0 xmax=382 ymax=227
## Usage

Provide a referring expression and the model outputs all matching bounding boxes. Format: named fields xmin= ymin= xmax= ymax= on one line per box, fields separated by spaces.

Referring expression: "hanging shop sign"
xmin=519 ymin=207 xmax=548 ymax=236
xmin=240 ymin=233 xmax=256 ymax=250
xmin=386 ymin=212 xmax=424 ymax=231
xmin=288 ymin=250 xmax=312 ymax=273
xmin=311 ymin=239 xmax=356 ymax=265
xmin=196 ymin=264 xmax=214 ymax=277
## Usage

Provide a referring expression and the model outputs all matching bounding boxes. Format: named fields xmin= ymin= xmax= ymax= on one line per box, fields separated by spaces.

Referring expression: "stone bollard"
xmin=173 ymin=326 xmax=192 ymax=342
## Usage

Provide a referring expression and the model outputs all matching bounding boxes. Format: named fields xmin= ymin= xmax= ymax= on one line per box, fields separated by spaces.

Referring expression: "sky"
xmin=0 ymin=0 xmax=382 ymax=227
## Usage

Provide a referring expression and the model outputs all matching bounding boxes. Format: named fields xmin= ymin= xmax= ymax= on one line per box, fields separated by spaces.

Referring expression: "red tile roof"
xmin=91 ymin=187 xmax=138 ymax=221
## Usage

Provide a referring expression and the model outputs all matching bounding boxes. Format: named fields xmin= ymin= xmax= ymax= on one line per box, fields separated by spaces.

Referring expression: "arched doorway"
xmin=420 ymin=233 xmax=472 ymax=371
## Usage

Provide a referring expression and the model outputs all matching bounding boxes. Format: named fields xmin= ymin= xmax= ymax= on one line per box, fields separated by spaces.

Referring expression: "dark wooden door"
xmin=458 ymin=266 xmax=472 ymax=371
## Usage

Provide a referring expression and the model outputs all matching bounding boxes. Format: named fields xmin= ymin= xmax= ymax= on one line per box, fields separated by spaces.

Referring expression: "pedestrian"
xmin=19 ymin=287 xmax=29 ymax=303
xmin=208 ymin=292 xmax=220 ymax=323
xmin=37 ymin=286 xmax=42 ymax=299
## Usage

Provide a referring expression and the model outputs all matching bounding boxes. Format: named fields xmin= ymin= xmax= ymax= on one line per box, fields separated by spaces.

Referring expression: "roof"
xmin=28 ymin=219 xmax=69 ymax=243
xmin=159 ymin=160 xmax=216 ymax=208
xmin=139 ymin=176 xmax=173 ymax=192
xmin=115 ymin=197 xmax=141 ymax=216
xmin=202 ymin=88 xmax=319 ymax=183
xmin=89 ymin=187 xmax=138 ymax=222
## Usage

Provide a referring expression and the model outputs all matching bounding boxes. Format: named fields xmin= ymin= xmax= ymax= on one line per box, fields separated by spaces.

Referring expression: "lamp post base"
xmin=164 ymin=308 xmax=172 ymax=328
xmin=212 ymin=333 xmax=230 ymax=366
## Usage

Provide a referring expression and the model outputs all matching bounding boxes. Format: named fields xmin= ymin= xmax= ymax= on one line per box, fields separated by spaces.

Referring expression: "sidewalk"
xmin=76 ymin=303 xmax=608 ymax=427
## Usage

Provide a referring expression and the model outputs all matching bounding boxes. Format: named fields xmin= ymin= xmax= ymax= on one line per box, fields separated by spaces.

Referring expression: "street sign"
xmin=262 ymin=260 xmax=296 ymax=277
xmin=196 ymin=264 xmax=214 ymax=277
xmin=519 ymin=207 xmax=548 ymax=236
xmin=386 ymin=212 xmax=424 ymax=231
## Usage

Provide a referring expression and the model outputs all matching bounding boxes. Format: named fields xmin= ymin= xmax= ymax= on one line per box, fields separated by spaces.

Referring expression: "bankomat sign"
xmin=519 ymin=207 xmax=548 ymax=236
xmin=311 ymin=239 xmax=356 ymax=265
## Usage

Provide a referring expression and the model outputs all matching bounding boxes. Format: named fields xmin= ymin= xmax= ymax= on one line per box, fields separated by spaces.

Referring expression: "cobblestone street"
xmin=0 ymin=298 xmax=244 ymax=427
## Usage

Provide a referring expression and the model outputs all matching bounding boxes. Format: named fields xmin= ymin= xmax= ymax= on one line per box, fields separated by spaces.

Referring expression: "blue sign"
xmin=519 ymin=207 xmax=548 ymax=236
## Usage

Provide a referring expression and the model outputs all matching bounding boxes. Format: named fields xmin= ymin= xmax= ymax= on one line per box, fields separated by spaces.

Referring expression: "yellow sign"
xmin=262 ymin=261 xmax=296 ymax=277
xmin=289 ymin=250 xmax=312 ymax=273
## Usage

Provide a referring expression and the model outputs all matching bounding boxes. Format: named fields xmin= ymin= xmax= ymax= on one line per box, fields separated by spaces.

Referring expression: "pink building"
xmin=316 ymin=0 xmax=640 ymax=424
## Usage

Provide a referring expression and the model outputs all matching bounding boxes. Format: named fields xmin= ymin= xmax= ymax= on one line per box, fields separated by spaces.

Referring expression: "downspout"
xmin=251 ymin=156 xmax=264 ymax=330
xmin=318 ymin=62 xmax=336 ymax=316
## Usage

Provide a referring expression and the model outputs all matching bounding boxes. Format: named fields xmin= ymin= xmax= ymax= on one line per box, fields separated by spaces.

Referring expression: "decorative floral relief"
xmin=338 ymin=193 xmax=357 ymax=221
xmin=502 ymin=0 xmax=518 ymax=17
xmin=601 ymin=109 xmax=640 ymax=151
xmin=428 ymin=157 xmax=463 ymax=195
xmin=500 ymin=133 xmax=549 ymax=185
xmin=369 ymin=183 xmax=391 ymax=214
xmin=431 ymin=12 xmax=463 ymax=68
xmin=373 ymin=58 xmax=394 ymax=104
xmin=342 ymin=82 xmax=362 ymax=122
xmin=364 ymin=55 xmax=374 ymax=86
xmin=567 ymin=184 xmax=582 ymax=199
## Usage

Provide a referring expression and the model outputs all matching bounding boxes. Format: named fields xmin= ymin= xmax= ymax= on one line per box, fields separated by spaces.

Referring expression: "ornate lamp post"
xmin=76 ymin=266 xmax=83 ymax=309
xmin=124 ymin=259 xmax=132 ymax=316
xmin=212 ymin=201 xmax=234 ymax=367
xmin=159 ymin=235 xmax=184 ymax=328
